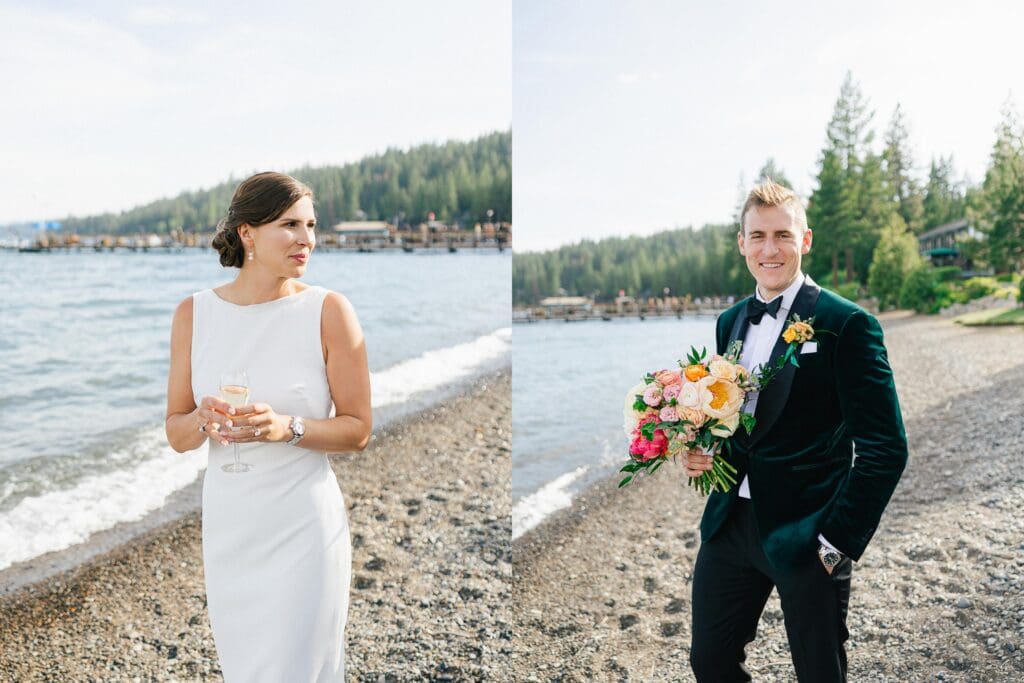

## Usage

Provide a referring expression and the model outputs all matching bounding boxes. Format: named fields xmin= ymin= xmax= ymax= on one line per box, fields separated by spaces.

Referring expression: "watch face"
xmin=294 ymin=419 xmax=305 ymax=436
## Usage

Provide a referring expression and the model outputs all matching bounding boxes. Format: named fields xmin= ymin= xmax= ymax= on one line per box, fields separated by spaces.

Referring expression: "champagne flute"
xmin=220 ymin=370 xmax=253 ymax=473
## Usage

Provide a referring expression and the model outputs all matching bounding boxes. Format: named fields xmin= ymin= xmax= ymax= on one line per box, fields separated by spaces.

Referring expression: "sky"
xmin=513 ymin=0 xmax=1024 ymax=252
xmin=0 ymin=1 xmax=510 ymax=224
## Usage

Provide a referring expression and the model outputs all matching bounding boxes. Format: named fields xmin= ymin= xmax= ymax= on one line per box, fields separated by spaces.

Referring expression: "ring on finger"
xmin=253 ymin=427 xmax=261 ymax=438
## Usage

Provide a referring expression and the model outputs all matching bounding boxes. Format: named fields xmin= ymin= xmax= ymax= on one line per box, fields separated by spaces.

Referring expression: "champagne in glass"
xmin=220 ymin=371 xmax=253 ymax=473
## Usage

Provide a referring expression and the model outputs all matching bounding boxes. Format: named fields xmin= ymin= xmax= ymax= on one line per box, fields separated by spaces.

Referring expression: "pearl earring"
xmin=248 ymin=250 xmax=254 ymax=261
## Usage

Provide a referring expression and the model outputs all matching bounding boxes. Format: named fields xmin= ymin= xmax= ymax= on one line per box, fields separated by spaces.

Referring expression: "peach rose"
xmin=708 ymin=359 xmax=737 ymax=382
xmin=709 ymin=411 xmax=740 ymax=437
xmin=655 ymin=370 xmax=683 ymax=387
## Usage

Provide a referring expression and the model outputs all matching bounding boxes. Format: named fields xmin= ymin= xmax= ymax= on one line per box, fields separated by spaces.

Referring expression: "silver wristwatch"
xmin=286 ymin=416 xmax=306 ymax=446
xmin=818 ymin=543 xmax=843 ymax=571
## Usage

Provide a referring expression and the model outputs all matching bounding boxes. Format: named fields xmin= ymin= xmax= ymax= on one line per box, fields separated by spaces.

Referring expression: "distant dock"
xmin=513 ymin=295 xmax=734 ymax=323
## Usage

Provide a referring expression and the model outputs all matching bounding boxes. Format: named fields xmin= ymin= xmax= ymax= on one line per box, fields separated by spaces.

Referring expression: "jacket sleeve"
xmin=818 ymin=310 xmax=908 ymax=561
xmin=715 ymin=312 xmax=728 ymax=356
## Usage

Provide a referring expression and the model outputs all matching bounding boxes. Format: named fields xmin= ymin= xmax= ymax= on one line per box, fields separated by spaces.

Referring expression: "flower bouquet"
xmin=620 ymin=315 xmax=820 ymax=494
xmin=620 ymin=345 xmax=754 ymax=494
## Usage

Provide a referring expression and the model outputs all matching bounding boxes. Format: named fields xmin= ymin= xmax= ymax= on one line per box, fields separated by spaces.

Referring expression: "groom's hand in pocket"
xmin=683 ymin=447 xmax=713 ymax=478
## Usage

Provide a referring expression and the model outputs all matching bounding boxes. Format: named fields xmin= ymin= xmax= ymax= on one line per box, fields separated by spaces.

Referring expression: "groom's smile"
xmin=738 ymin=204 xmax=813 ymax=301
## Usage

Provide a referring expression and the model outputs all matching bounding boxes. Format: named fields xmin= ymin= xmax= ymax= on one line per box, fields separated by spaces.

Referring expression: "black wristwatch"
xmin=817 ymin=543 xmax=843 ymax=571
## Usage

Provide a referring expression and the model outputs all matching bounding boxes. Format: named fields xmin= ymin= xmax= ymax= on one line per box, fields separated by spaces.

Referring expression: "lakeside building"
xmin=917 ymin=219 xmax=983 ymax=269
xmin=539 ymin=296 xmax=593 ymax=316
xmin=333 ymin=221 xmax=392 ymax=248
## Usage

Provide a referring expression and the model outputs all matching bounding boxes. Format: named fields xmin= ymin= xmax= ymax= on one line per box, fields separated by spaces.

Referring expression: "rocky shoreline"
xmin=0 ymin=368 xmax=511 ymax=682
xmin=512 ymin=315 xmax=1024 ymax=682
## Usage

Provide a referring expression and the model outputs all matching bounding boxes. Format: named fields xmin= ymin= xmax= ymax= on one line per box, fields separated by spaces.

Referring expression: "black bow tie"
xmin=745 ymin=296 xmax=782 ymax=324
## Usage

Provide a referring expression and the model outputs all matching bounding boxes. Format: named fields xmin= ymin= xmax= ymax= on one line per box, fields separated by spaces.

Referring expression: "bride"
xmin=164 ymin=171 xmax=372 ymax=681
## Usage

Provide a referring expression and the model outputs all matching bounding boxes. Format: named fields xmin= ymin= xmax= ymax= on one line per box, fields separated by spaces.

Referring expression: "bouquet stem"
xmin=688 ymin=455 xmax=739 ymax=495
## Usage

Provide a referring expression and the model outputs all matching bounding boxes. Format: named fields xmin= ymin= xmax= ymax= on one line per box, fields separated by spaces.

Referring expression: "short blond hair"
xmin=739 ymin=179 xmax=807 ymax=235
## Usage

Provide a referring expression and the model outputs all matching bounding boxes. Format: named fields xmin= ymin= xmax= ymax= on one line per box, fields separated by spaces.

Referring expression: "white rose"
xmin=677 ymin=382 xmax=701 ymax=409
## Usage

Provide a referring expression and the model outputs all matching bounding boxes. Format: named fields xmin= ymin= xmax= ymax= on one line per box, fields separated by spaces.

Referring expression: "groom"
xmin=684 ymin=180 xmax=908 ymax=682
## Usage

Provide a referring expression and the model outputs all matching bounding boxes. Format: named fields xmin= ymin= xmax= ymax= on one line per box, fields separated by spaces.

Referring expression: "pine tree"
xmin=882 ymin=103 xmax=925 ymax=233
xmin=808 ymin=73 xmax=876 ymax=286
xmin=922 ymin=156 xmax=965 ymax=230
xmin=977 ymin=99 xmax=1024 ymax=273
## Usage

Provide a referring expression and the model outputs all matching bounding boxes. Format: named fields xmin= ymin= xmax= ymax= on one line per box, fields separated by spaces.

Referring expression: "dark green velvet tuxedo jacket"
xmin=700 ymin=277 xmax=908 ymax=571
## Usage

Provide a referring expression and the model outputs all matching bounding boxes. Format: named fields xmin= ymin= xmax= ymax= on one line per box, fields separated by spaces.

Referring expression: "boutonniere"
xmin=752 ymin=314 xmax=831 ymax=388
xmin=782 ymin=314 xmax=816 ymax=345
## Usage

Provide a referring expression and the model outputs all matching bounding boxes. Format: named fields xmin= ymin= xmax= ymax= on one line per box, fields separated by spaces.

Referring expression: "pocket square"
xmin=800 ymin=341 xmax=818 ymax=354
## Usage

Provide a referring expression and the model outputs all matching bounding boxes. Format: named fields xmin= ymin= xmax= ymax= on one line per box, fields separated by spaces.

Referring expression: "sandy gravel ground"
xmin=0 ymin=368 xmax=511 ymax=682
xmin=513 ymin=315 xmax=1024 ymax=682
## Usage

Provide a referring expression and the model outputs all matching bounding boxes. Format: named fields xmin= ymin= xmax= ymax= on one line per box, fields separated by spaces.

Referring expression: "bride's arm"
xmin=291 ymin=291 xmax=372 ymax=452
xmin=165 ymin=297 xmax=232 ymax=452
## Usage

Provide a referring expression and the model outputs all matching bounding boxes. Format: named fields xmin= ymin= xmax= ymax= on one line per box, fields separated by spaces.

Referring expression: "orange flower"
xmin=783 ymin=321 xmax=814 ymax=344
xmin=684 ymin=364 xmax=708 ymax=382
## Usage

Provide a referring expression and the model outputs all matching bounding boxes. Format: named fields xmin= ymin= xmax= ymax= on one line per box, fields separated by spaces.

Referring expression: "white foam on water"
xmin=0 ymin=428 xmax=207 ymax=571
xmin=512 ymin=465 xmax=588 ymax=541
xmin=371 ymin=327 xmax=511 ymax=408
xmin=0 ymin=330 xmax=510 ymax=571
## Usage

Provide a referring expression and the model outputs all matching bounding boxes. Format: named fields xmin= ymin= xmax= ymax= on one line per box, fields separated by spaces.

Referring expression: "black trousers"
xmin=690 ymin=499 xmax=852 ymax=682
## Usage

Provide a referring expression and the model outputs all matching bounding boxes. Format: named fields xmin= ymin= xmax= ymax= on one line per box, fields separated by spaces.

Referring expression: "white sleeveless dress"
xmin=191 ymin=286 xmax=350 ymax=682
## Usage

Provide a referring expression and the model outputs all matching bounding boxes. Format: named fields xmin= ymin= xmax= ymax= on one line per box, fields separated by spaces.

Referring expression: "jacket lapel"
xmin=727 ymin=298 xmax=752 ymax=350
xmin=746 ymin=277 xmax=822 ymax=449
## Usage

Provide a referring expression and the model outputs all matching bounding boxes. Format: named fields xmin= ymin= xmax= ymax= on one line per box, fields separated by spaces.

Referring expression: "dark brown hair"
xmin=211 ymin=172 xmax=314 ymax=267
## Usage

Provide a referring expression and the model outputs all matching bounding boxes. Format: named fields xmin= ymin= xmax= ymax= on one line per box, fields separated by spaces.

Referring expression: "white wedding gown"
xmin=191 ymin=286 xmax=350 ymax=682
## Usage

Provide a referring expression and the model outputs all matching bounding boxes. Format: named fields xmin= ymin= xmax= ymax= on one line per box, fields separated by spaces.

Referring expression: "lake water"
xmin=511 ymin=315 xmax=717 ymax=539
xmin=0 ymin=249 xmax=510 ymax=570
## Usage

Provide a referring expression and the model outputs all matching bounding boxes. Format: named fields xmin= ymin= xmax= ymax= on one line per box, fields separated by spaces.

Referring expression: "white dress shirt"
xmin=733 ymin=273 xmax=841 ymax=555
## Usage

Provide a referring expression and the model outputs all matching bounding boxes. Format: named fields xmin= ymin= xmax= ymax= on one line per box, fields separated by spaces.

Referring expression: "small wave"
xmin=0 ymin=429 xmax=206 ymax=571
xmin=371 ymin=328 xmax=511 ymax=408
xmin=512 ymin=465 xmax=588 ymax=540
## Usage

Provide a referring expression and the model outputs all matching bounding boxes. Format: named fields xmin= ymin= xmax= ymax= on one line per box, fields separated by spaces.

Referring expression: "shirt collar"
xmin=754 ymin=271 xmax=805 ymax=314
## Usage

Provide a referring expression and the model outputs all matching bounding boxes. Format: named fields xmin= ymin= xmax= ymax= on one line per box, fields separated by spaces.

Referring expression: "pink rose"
xmin=655 ymin=370 xmax=682 ymax=387
xmin=642 ymin=384 xmax=663 ymax=407
xmin=663 ymin=384 xmax=681 ymax=401
xmin=659 ymin=406 xmax=679 ymax=422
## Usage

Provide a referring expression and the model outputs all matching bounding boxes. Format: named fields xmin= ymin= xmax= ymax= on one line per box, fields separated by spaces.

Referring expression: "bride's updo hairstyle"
xmin=212 ymin=172 xmax=314 ymax=268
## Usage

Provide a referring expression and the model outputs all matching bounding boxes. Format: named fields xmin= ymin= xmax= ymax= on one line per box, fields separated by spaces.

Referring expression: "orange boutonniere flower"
xmin=782 ymin=319 xmax=815 ymax=344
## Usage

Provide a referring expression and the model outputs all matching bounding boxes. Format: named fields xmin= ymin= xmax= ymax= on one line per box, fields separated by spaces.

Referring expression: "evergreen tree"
xmin=922 ymin=156 xmax=966 ymax=230
xmin=882 ymin=103 xmax=925 ymax=232
xmin=755 ymin=158 xmax=793 ymax=189
xmin=976 ymin=99 xmax=1024 ymax=273
xmin=808 ymin=73 xmax=875 ymax=286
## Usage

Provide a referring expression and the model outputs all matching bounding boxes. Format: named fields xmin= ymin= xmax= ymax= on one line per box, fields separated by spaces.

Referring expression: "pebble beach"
xmin=0 ymin=369 xmax=511 ymax=681
xmin=512 ymin=314 xmax=1024 ymax=682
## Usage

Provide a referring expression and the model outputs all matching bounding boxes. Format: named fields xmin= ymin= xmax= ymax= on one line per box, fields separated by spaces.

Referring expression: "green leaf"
xmin=618 ymin=475 xmax=633 ymax=488
xmin=633 ymin=397 xmax=647 ymax=412
xmin=740 ymin=412 xmax=757 ymax=435
xmin=649 ymin=460 xmax=664 ymax=475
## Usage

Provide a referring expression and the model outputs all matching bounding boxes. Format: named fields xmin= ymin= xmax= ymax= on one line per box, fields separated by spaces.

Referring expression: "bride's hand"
xmin=222 ymin=403 xmax=291 ymax=443
xmin=196 ymin=396 xmax=235 ymax=446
